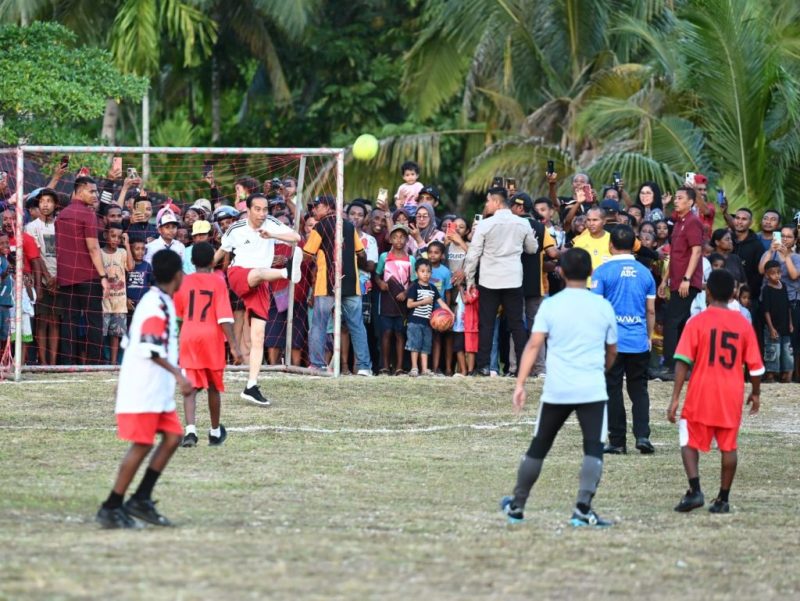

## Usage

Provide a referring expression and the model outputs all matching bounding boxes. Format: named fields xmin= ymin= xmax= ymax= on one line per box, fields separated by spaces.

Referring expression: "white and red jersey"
xmin=220 ymin=216 xmax=295 ymax=269
xmin=115 ymin=286 xmax=179 ymax=414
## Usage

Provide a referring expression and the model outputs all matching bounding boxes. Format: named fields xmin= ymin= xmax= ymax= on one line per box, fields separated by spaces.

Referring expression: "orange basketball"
xmin=430 ymin=308 xmax=454 ymax=332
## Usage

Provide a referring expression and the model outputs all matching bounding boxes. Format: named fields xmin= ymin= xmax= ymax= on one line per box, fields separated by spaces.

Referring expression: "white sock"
xmin=247 ymin=379 xmax=257 ymax=388
xmin=185 ymin=424 xmax=196 ymax=435
xmin=281 ymin=268 xmax=288 ymax=279
xmin=209 ymin=427 xmax=221 ymax=437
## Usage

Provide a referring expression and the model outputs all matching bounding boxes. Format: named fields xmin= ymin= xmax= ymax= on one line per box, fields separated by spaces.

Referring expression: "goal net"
xmin=0 ymin=145 xmax=346 ymax=381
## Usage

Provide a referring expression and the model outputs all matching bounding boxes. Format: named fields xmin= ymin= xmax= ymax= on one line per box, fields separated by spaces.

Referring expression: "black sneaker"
xmin=124 ymin=497 xmax=173 ymax=527
xmin=674 ymin=489 xmax=705 ymax=512
xmin=635 ymin=438 xmax=655 ymax=454
xmin=603 ymin=444 xmax=627 ymax=455
xmin=95 ymin=506 xmax=140 ymax=529
xmin=708 ymin=498 xmax=730 ymax=514
xmin=652 ymin=368 xmax=675 ymax=382
xmin=209 ymin=424 xmax=227 ymax=446
xmin=181 ymin=432 xmax=198 ymax=448
xmin=241 ymin=385 xmax=271 ymax=406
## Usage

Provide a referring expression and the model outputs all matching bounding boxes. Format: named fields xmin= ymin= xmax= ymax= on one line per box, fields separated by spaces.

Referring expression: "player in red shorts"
xmin=174 ymin=242 xmax=243 ymax=448
xmin=214 ymin=193 xmax=301 ymax=406
xmin=668 ymin=269 xmax=764 ymax=514
xmin=96 ymin=249 xmax=194 ymax=529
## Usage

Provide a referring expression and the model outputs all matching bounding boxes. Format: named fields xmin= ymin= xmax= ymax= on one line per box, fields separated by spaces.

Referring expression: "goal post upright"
xmin=11 ymin=144 xmax=344 ymax=380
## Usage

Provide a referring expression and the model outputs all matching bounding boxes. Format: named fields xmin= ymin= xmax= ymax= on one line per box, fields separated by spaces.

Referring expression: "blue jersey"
xmin=591 ymin=254 xmax=656 ymax=354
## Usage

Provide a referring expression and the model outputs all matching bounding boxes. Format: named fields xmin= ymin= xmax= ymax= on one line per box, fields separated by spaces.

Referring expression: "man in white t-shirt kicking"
xmin=500 ymin=247 xmax=618 ymax=527
xmin=214 ymin=193 xmax=301 ymax=406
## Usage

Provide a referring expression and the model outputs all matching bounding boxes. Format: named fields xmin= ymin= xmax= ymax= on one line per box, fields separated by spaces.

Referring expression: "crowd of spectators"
xmin=0 ymin=161 xmax=798 ymax=386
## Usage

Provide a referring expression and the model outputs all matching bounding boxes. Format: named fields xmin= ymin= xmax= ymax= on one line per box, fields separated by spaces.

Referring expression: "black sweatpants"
xmin=526 ymin=401 xmax=607 ymax=460
xmin=605 ymin=351 xmax=651 ymax=447
xmin=662 ymin=287 xmax=699 ymax=370
xmin=476 ymin=285 xmax=527 ymax=371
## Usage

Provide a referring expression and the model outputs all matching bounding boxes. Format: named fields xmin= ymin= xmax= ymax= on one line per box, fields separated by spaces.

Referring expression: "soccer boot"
xmin=124 ymin=498 xmax=174 ymax=527
xmin=499 ymin=496 xmax=524 ymax=524
xmin=674 ymin=489 xmax=705 ymax=512
xmin=570 ymin=507 xmax=612 ymax=528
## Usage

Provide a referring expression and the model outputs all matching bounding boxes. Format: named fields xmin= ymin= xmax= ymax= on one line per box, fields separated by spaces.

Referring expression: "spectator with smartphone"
xmin=55 ymin=176 xmax=109 ymax=365
xmin=464 ymin=187 xmax=538 ymax=376
xmin=125 ymin=194 xmax=157 ymax=243
xmin=656 ymin=187 xmax=704 ymax=381
xmin=689 ymin=174 xmax=715 ymax=241
xmin=408 ymin=203 xmax=444 ymax=256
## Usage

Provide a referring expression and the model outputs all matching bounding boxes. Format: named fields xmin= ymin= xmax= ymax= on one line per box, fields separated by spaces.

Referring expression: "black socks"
xmin=689 ymin=477 xmax=701 ymax=494
xmin=717 ymin=488 xmax=730 ymax=503
xmin=132 ymin=468 xmax=161 ymax=501
xmin=102 ymin=491 xmax=124 ymax=510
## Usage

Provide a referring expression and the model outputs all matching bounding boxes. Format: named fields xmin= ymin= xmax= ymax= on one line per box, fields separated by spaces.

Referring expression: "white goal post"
xmin=6 ymin=145 xmax=346 ymax=382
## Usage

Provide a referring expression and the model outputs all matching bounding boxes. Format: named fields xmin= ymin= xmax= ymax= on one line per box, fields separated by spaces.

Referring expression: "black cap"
xmin=418 ymin=185 xmax=440 ymax=203
xmin=600 ymin=199 xmax=620 ymax=213
xmin=311 ymin=195 xmax=336 ymax=208
xmin=511 ymin=192 xmax=533 ymax=213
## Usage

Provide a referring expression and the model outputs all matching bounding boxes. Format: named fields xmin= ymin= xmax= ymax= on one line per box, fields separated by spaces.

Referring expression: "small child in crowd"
xmin=102 ymin=225 xmax=133 ymax=364
xmin=375 ymin=224 xmax=416 ymax=375
xmin=405 ymin=258 xmax=453 ymax=377
xmin=426 ymin=240 xmax=453 ymax=375
xmin=0 ymin=233 xmax=12 ymax=345
xmin=126 ymin=236 xmax=153 ymax=320
xmin=395 ymin=161 xmax=423 ymax=215
xmin=761 ymin=260 xmax=793 ymax=383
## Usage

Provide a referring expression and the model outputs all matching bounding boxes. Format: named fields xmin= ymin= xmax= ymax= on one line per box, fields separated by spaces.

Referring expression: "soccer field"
xmin=1 ymin=374 xmax=798 ymax=600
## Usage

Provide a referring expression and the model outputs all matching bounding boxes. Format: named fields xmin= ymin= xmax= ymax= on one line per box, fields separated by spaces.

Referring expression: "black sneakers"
xmin=181 ymin=432 xmax=198 ymax=448
xmin=635 ymin=438 xmax=655 ymax=454
xmin=674 ymin=489 xmax=705 ymax=512
xmin=708 ymin=498 xmax=730 ymax=514
xmin=603 ymin=444 xmax=627 ymax=455
xmin=124 ymin=497 xmax=173 ymax=527
xmin=209 ymin=424 xmax=227 ymax=446
xmin=95 ymin=506 xmax=140 ymax=529
xmin=241 ymin=385 xmax=271 ymax=406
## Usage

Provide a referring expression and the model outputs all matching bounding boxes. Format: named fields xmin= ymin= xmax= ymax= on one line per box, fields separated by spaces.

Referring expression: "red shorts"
xmin=228 ymin=266 xmax=270 ymax=320
xmin=679 ymin=419 xmax=738 ymax=452
xmin=117 ymin=411 xmax=183 ymax=445
xmin=184 ymin=368 xmax=225 ymax=392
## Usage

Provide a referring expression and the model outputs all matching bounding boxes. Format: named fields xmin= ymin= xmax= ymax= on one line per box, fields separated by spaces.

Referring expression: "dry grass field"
xmin=1 ymin=373 xmax=798 ymax=600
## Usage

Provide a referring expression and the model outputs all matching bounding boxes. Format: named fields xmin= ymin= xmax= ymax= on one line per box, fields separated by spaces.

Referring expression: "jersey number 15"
xmin=708 ymin=328 xmax=738 ymax=368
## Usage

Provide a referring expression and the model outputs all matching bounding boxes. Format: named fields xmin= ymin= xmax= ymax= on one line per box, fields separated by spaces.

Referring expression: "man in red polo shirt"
xmin=657 ymin=186 xmax=703 ymax=380
xmin=56 ymin=176 xmax=109 ymax=365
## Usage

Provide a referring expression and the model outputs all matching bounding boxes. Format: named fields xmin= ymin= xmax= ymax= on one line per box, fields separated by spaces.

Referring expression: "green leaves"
xmin=0 ymin=22 xmax=147 ymax=143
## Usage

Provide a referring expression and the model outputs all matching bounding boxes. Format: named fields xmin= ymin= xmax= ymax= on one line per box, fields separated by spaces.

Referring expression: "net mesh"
xmin=0 ymin=148 xmax=343 ymax=378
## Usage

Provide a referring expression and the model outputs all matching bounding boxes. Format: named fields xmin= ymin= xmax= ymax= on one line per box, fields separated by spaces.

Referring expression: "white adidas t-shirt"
xmin=220 ymin=216 xmax=295 ymax=269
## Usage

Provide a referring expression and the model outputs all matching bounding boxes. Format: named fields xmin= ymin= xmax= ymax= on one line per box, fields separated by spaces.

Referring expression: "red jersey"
xmin=174 ymin=271 xmax=234 ymax=370
xmin=674 ymin=307 xmax=764 ymax=427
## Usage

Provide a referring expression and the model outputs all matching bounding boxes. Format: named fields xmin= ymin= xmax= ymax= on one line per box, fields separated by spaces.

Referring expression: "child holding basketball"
xmin=173 ymin=242 xmax=242 ymax=448
xmin=668 ymin=269 xmax=764 ymax=514
xmin=96 ymin=249 xmax=193 ymax=529
xmin=406 ymin=258 xmax=454 ymax=376
xmin=426 ymin=240 xmax=453 ymax=375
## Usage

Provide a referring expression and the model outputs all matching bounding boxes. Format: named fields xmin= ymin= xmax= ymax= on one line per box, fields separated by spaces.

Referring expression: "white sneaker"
xmin=287 ymin=246 xmax=303 ymax=284
xmin=489 ymin=370 xmax=499 ymax=377
xmin=356 ymin=369 xmax=373 ymax=377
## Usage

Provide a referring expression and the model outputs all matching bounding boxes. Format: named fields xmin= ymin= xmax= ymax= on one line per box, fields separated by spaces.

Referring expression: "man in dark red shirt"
xmin=657 ymin=186 xmax=703 ymax=379
xmin=56 ymin=177 xmax=109 ymax=364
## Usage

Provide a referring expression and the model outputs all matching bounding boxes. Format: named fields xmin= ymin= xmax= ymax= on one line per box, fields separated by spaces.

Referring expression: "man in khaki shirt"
xmin=465 ymin=187 xmax=538 ymax=376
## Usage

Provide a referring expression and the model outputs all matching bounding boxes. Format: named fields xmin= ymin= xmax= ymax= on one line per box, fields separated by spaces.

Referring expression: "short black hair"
xmin=129 ymin=236 xmax=146 ymax=246
xmin=106 ymin=223 xmax=123 ymax=233
xmin=610 ymin=225 xmax=636 ymax=251
xmin=488 ymin=187 xmax=509 ymax=205
xmin=764 ymin=259 xmax=781 ymax=272
xmin=763 ymin=209 xmax=781 ymax=219
xmin=427 ymin=240 xmax=446 ymax=254
xmin=533 ymin=197 xmax=552 ymax=208
xmin=246 ymin=193 xmax=268 ymax=209
xmin=735 ymin=207 xmax=753 ymax=217
xmin=401 ymin=161 xmax=420 ymax=175
xmin=708 ymin=252 xmax=725 ymax=265
xmin=25 ymin=196 xmax=39 ymax=210
xmin=73 ymin=176 xmax=96 ymax=193
xmin=151 ymin=249 xmax=183 ymax=284
xmin=415 ymin=258 xmax=431 ymax=271
xmin=676 ymin=186 xmax=696 ymax=202
xmin=561 ymin=248 xmax=592 ymax=280
xmin=191 ymin=241 xmax=215 ymax=268
xmin=347 ymin=200 xmax=368 ymax=216
xmin=706 ymin=269 xmax=735 ymax=302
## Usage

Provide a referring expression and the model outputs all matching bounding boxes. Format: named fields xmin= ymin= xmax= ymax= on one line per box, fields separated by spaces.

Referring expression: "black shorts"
xmin=452 ymin=332 xmax=465 ymax=353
